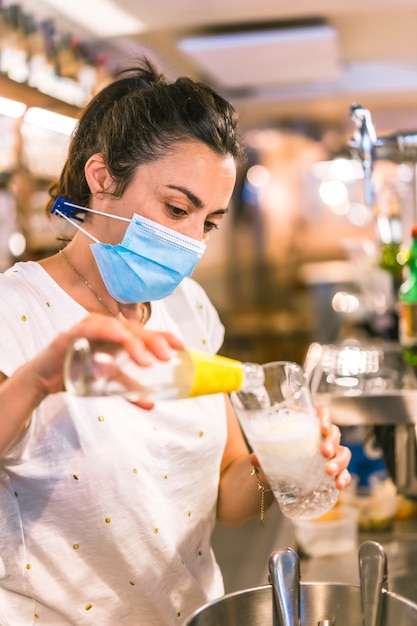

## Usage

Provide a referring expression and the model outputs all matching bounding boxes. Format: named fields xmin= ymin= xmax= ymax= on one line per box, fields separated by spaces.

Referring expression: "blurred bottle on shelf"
xmin=375 ymin=182 xmax=404 ymax=289
xmin=0 ymin=0 xmax=114 ymax=109
xmin=372 ymin=181 xmax=405 ymax=340
xmin=4 ymin=3 xmax=29 ymax=83
xmin=0 ymin=1 xmax=15 ymax=75
xmin=398 ymin=224 xmax=417 ymax=373
xmin=26 ymin=16 xmax=54 ymax=90
xmin=55 ymin=32 xmax=77 ymax=81
xmin=0 ymin=1 xmax=7 ymax=73
xmin=76 ymin=42 xmax=100 ymax=101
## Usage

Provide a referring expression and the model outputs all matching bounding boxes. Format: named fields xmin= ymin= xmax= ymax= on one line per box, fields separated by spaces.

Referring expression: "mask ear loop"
xmin=50 ymin=195 xmax=130 ymax=243
xmin=50 ymin=196 xmax=88 ymax=222
xmin=53 ymin=208 xmax=100 ymax=243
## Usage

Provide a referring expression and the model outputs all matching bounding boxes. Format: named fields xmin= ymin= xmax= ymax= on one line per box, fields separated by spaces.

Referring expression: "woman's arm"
xmin=216 ymin=397 xmax=272 ymax=527
xmin=217 ymin=396 xmax=352 ymax=527
xmin=0 ymin=367 xmax=49 ymax=457
xmin=0 ymin=314 xmax=184 ymax=457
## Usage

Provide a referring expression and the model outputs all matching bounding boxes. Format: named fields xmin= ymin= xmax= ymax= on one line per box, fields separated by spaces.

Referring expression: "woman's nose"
xmin=181 ymin=220 xmax=206 ymax=242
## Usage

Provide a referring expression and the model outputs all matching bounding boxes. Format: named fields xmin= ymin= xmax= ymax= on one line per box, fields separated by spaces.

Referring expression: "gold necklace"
xmin=60 ymin=249 xmax=148 ymax=324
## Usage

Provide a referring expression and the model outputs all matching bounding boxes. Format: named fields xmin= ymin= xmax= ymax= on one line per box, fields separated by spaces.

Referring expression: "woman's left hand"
xmin=318 ymin=406 xmax=352 ymax=490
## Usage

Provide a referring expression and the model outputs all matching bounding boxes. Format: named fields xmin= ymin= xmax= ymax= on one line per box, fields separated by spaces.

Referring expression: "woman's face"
xmin=89 ymin=140 xmax=237 ymax=246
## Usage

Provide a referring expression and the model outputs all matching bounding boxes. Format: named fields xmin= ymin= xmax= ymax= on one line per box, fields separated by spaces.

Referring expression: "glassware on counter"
xmin=230 ymin=361 xmax=339 ymax=520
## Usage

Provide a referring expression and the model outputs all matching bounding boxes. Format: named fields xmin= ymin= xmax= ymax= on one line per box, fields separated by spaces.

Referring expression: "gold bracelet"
xmin=251 ymin=466 xmax=272 ymax=527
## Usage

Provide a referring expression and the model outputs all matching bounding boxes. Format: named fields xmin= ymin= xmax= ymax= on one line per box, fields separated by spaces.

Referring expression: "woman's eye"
xmin=167 ymin=204 xmax=187 ymax=218
xmin=204 ymin=221 xmax=219 ymax=233
xmin=166 ymin=204 xmax=220 ymax=233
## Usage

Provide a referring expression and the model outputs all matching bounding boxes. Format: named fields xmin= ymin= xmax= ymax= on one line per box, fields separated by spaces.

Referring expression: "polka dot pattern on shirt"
xmin=1 ymin=267 xmax=226 ymax=623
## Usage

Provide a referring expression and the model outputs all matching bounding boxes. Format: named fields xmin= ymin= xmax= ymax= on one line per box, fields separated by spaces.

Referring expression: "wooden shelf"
xmin=0 ymin=74 xmax=81 ymax=117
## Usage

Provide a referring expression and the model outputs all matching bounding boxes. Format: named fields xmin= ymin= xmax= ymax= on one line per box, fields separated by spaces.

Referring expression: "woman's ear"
xmin=84 ymin=154 xmax=113 ymax=196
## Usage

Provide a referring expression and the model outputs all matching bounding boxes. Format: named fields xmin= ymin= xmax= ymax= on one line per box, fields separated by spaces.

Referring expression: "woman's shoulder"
xmin=0 ymin=260 xmax=79 ymax=330
xmin=0 ymin=261 xmax=54 ymax=305
xmin=1 ymin=261 xmax=37 ymax=297
xmin=3 ymin=260 xmax=44 ymax=284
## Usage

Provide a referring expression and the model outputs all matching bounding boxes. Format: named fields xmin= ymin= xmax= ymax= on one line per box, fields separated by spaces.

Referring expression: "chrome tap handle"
xmin=350 ymin=103 xmax=377 ymax=206
xmin=268 ymin=548 xmax=301 ymax=626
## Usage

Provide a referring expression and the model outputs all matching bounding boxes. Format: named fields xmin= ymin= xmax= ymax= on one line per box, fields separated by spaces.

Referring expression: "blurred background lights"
xmin=319 ymin=178 xmax=348 ymax=207
xmin=330 ymin=199 xmax=349 ymax=215
xmin=397 ymin=163 xmax=413 ymax=182
xmin=0 ymin=96 xmax=27 ymax=118
xmin=397 ymin=247 xmax=408 ymax=265
xmin=332 ymin=290 xmax=360 ymax=313
xmin=347 ymin=202 xmax=372 ymax=227
xmin=330 ymin=158 xmax=356 ymax=182
xmin=312 ymin=158 xmax=363 ymax=181
xmin=8 ymin=232 xmax=26 ymax=257
xmin=335 ymin=375 xmax=359 ymax=388
xmin=23 ymin=108 xmax=78 ymax=136
xmin=246 ymin=164 xmax=270 ymax=188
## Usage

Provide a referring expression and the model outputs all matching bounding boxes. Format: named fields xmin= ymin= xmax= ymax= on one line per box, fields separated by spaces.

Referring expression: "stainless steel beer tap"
xmin=350 ymin=103 xmax=378 ymax=207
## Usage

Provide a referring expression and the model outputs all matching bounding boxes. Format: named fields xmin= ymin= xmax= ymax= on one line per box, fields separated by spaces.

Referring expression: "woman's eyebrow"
xmin=166 ymin=185 xmax=204 ymax=208
xmin=166 ymin=185 xmax=230 ymax=215
xmin=211 ymin=208 xmax=229 ymax=216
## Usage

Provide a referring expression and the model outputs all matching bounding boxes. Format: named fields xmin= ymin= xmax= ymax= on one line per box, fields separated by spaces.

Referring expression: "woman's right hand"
xmin=0 ymin=314 xmax=184 ymax=456
xmin=31 ymin=313 xmax=185 ymax=399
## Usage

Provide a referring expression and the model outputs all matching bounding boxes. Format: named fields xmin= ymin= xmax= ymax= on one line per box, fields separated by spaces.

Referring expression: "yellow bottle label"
xmin=187 ymin=350 xmax=244 ymax=397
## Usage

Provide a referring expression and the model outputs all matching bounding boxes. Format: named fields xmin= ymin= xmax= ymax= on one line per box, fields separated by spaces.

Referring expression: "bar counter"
xmin=213 ymin=503 xmax=417 ymax=601
xmin=295 ymin=517 xmax=417 ymax=603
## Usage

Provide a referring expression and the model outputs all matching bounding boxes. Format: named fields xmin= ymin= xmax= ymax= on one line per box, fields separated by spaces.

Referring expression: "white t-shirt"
xmin=0 ymin=261 xmax=228 ymax=626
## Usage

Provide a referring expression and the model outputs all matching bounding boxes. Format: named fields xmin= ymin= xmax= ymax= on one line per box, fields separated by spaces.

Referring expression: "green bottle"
xmin=398 ymin=225 xmax=417 ymax=372
xmin=379 ymin=240 xmax=403 ymax=290
xmin=374 ymin=182 xmax=404 ymax=339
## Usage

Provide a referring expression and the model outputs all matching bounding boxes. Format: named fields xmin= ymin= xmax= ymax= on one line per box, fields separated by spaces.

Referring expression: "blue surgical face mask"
xmin=51 ymin=196 xmax=206 ymax=304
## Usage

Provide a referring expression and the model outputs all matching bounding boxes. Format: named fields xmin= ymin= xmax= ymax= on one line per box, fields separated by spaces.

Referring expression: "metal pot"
xmin=186 ymin=542 xmax=417 ymax=626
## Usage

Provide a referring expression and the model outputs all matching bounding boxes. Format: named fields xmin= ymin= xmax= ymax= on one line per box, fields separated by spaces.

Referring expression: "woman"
xmin=0 ymin=59 xmax=351 ymax=625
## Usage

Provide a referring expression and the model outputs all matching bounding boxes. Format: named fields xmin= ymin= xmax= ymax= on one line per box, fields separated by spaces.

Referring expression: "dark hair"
xmin=47 ymin=57 xmax=245 ymax=213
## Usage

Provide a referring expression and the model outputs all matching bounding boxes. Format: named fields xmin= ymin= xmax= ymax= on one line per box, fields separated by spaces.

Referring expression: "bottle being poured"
xmin=64 ymin=338 xmax=266 ymax=402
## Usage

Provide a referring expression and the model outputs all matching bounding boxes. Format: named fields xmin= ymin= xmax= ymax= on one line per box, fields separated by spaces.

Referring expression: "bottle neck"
xmin=409 ymin=238 xmax=417 ymax=264
xmin=241 ymin=362 xmax=265 ymax=392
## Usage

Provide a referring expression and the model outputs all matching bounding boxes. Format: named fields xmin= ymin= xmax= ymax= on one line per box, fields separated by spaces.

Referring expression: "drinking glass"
xmin=230 ymin=361 xmax=339 ymax=520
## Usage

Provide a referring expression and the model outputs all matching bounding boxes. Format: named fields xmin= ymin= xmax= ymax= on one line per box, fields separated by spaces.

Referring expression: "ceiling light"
xmin=178 ymin=25 xmax=341 ymax=89
xmin=23 ymin=108 xmax=77 ymax=135
xmin=40 ymin=0 xmax=145 ymax=37
xmin=0 ymin=96 xmax=27 ymax=118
